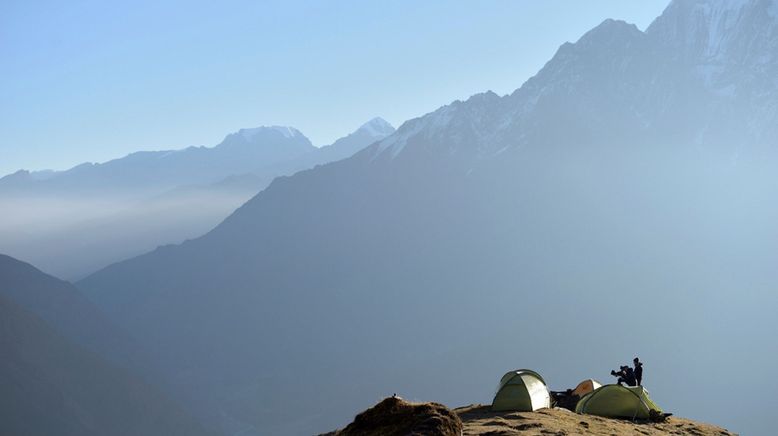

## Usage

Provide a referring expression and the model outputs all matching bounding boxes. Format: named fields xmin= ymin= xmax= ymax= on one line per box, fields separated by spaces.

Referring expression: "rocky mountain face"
xmin=78 ymin=1 xmax=777 ymax=435
xmin=377 ymin=0 xmax=777 ymax=166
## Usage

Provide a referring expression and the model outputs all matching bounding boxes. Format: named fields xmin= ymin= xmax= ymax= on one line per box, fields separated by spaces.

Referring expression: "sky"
xmin=0 ymin=0 xmax=669 ymax=176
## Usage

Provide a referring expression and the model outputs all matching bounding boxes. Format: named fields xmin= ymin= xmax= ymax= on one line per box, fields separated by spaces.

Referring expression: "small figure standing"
xmin=633 ymin=357 xmax=643 ymax=386
xmin=610 ymin=365 xmax=637 ymax=387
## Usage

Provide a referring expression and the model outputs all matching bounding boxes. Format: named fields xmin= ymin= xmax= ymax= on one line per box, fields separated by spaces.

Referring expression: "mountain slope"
xmin=0 ymin=294 xmax=213 ymax=436
xmin=318 ymin=117 xmax=396 ymax=161
xmin=78 ymin=2 xmax=778 ymax=435
xmin=0 ymin=254 xmax=154 ymax=373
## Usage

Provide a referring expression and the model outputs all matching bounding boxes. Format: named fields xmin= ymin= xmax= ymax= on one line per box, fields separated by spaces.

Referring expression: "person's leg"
xmin=617 ymin=377 xmax=625 ymax=386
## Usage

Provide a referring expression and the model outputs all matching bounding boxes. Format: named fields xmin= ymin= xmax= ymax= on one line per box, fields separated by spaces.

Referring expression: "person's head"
xmin=633 ymin=357 xmax=640 ymax=365
xmin=620 ymin=365 xmax=628 ymax=371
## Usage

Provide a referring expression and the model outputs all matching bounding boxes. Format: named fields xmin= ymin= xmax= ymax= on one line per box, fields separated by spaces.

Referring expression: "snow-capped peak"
xmin=357 ymin=117 xmax=395 ymax=137
xmin=239 ymin=125 xmax=304 ymax=141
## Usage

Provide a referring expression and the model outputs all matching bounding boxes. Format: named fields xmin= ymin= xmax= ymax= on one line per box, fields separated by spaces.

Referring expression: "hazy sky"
xmin=0 ymin=0 xmax=669 ymax=175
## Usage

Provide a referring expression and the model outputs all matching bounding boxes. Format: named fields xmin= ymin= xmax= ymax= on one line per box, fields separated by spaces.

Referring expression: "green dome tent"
xmin=575 ymin=384 xmax=662 ymax=419
xmin=491 ymin=369 xmax=551 ymax=412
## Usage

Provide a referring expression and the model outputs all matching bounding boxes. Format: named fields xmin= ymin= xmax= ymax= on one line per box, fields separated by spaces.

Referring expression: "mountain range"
xmin=0 ymin=117 xmax=394 ymax=279
xmin=0 ymin=117 xmax=395 ymax=196
xmin=76 ymin=1 xmax=778 ymax=435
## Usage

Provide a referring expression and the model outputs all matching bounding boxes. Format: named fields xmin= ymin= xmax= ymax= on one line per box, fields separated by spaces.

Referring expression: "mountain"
xmin=0 ymin=255 xmax=212 ymax=436
xmin=0 ymin=296 xmax=213 ymax=436
xmin=0 ymin=255 xmax=149 ymax=372
xmin=78 ymin=1 xmax=777 ymax=435
xmin=0 ymin=119 xmax=393 ymax=279
xmin=317 ymin=117 xmax=396 ymax=162
xmin=0 ymin=125 xmax=315 ymax=196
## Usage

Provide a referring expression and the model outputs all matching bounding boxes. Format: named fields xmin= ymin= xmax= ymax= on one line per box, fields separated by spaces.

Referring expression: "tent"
xmin=572 ymin=379 xmax=602 ymax=398
xmin=491 ymin=369 xmax=551 ymax=412
xmin=575 ymin=384 xmax=662 ymax=419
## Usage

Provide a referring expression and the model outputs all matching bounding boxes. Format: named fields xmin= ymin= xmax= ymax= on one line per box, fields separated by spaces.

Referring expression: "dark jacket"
xmin=634 ymin=362 xmax=643 ymax=386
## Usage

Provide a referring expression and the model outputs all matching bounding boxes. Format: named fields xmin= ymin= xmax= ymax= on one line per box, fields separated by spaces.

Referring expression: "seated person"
xmin=610 ymin=365 xmax=637 ymax=387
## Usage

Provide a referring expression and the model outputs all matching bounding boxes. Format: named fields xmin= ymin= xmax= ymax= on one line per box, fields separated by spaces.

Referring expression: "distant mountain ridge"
xmin=2 ymin=125 xmax=315 ymax=196
xmin=0 ymin=118 xmax=394 ymax=279
xmin=0 ymin=120 xmax=395 ymax=196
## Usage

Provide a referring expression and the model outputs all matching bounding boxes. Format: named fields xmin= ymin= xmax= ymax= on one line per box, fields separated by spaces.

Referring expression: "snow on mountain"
xmin=312 ymin=117 xmax=395 ymax=163
xmin=356 ymin=117 xmax=395 ymax=138
xmin=651 ymin=0 xmax=755 ymax=58
xmin=375 ymin=91 xmax=505 ymax=160
xmin=648 ymin=0 xmax=778 ymax=76
xmin=239 ymin=125 xmax=305 ymax=141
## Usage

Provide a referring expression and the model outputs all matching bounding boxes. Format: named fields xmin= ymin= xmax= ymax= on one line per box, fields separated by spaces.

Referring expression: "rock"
xmin=322 ymin=396 xmax=463 ymax=436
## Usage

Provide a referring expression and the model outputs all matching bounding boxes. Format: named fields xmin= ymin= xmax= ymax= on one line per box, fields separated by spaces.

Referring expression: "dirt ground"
xmin=455 ymin=405 xmax=738 ymax=436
